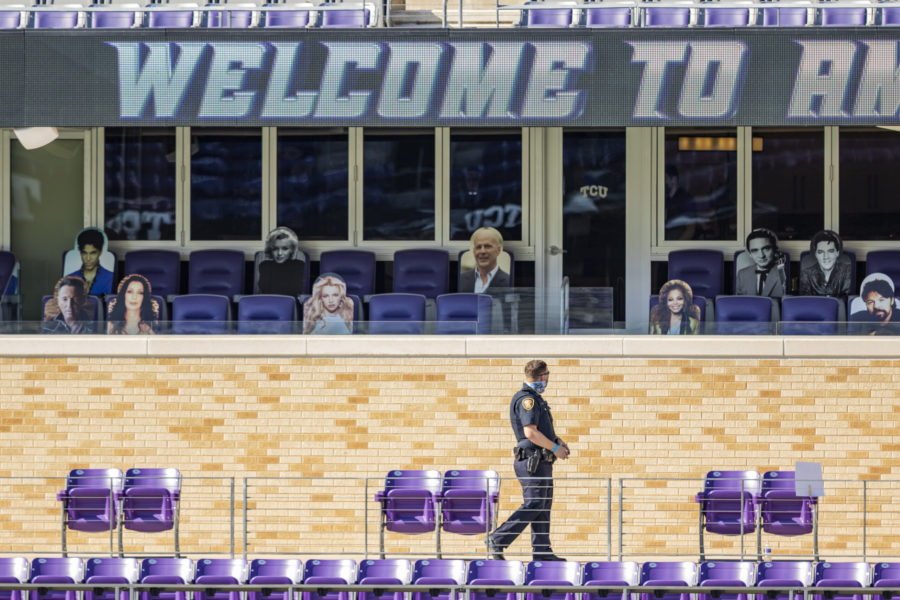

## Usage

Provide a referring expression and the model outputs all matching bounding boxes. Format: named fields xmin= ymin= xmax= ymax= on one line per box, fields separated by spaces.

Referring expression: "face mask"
xmin=529 ymin=380 xmax=547 ymax=394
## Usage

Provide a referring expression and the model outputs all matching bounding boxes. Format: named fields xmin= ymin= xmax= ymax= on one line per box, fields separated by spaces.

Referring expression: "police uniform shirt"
xmin=510 ymin=384 xmax=557 ymax=450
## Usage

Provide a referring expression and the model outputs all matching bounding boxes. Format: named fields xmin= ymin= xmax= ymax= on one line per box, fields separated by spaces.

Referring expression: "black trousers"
xmin=490 ymin=459 xmax=554 ymax=556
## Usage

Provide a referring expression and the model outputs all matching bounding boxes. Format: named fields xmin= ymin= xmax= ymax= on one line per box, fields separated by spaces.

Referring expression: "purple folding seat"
xmin=301 ymin=559 xmax=355 ymax=600
xmin=522 ymin=2 xmax=573 ymax=26
xmin=356 ymin=560 xmax=412 ymax=600
xmin=813 ymin=562 xmax=869 ymax=600
xmin=247 ymin=559 xmax=303 ymax=600
xmin=188 ymin=250 xmax=245 ymax=298
xmin=393 ymin=250 xmax=449 ymax=299
xmin=668 ymin=250 xmax=724 ymax=300
xmin=139 ymin=558 xmax=194 ymax=600
xmin=755 ymin=561 xmax=813 ymax=600
xmin=125 ymin=250 xmax=182 ymax=298
xmin=436 ymin=293 xmax=492 ymax=335
xmin=581 ymin=562 xmax=640 ymax=600
xmin=368 ymin=293 xmax=426 ymax=335
xmin=84 ymin=558 xmax=140 ymax=600
xmin=146 ymin=2 xmax=197 ymax=26
xmin=714 ymin=296 xmax=775 ymax=335
xmin=866 ymin=251 xmax=900 ymax=291
xmin=781 ymin=296 xmax=840 ymax=336
xmin=32 ymin=5 xmax=82 ymax=28
xmin=583 ymin=6 xmax=631 ymax=25
xmin=697 ymin=561 xmax=755 ymax=600
xmin=375 ymin=470 xmax=441 ymax=558
xmin=438 ymin=470 xmax=500 ymax=555
xmin=881 ymin=6 xmax=900 ymax=24
xmin=262 ymin=4 xmax=310 ymax=26
xmin=0 ymin=558 xmax=30 ymax=600
xmin=872 ymin=563 xmax=900 ymax=588
xmin=237 ymin=295 xmax=297 ymax=334
xmin=760 ymin=472 xmax=817 ymax=537
xmin=90 ymin=6 xmax=140 ymax=27
xmin=525 ymin=561 xmax=580 ymax=600
xmin=761 ymin=6 xmax=808 ymax=25
xmin=411 ymin=560 xmax=466 ymax=600
xmin=206 ymin=4 xmax=254 ymax=25
xmin=819 ymin=6 xmax=866 ymax=25
xmin=0 ymin=9 xmax=24 ymax=27
xmin=695 ymin=471 xmax=760 ymax=560
xmin=193 ymin=559 xmax=247 ymax=600
xmin=29 ymin=558 xmax=84 ymax=600
xmin=466 ymin=560 xmax=524 ymax=600
xmin=319 ymin=5 xmax=370 ymax=26
xmin=172 ymin=294 xmax=231 ymax=334
xmin=639 ymin=562 xmax=697 ymax=600
xmin=703 ymin=6 xmax=749 ymax=25
xmin=643 ymin=6 xmax=690 ymax=25
xmin=57 ymin=469 xmax=123 ymax=556
xmin=319 ymin=250 xmax=376 ymax=298
xmin=119 ymin=468 xmax=181 ymax=555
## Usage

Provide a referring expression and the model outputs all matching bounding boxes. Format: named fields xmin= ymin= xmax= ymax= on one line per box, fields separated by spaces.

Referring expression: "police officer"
xmin=487 ymin=360 xmax=570 ymax=561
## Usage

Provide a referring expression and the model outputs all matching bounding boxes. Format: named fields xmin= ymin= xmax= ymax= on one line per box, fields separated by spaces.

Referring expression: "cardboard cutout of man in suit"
xmin=459 ymin=227 xmax=510 ymax=293
xmin=735 ymin=228 xmax=787 ymax=298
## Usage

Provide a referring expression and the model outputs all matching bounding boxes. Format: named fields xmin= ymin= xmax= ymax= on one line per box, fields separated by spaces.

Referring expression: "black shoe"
xmin=535 ymin=553 xmax=565 ymax=561
xmin=487 ymin=536 xmax=505 ymax=560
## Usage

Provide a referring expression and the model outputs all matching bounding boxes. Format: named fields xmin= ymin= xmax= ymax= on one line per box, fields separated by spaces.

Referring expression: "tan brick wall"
xmin=1 ymin=356 xmax=898 ymax=561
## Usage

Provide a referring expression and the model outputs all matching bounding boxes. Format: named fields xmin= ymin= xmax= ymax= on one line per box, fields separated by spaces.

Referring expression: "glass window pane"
xmin=839 ymin=128 xmax=900 ymax=241
xmin=664 ymin=130 xmax=737 ymax=242
xmin=752 ymin=129 xmax=824 ymax=240
xmin=104 ymin=127 xmax=176 ymax=242
xmin=449 ymin=133 xmax=522 ymax=242
xmin=190 ymin=129 xmax=262 ymax=241
xmin=363 ymin=132 xmax=434 ymax=241
xmin=277 ymin=131 xmax=349 ymax=241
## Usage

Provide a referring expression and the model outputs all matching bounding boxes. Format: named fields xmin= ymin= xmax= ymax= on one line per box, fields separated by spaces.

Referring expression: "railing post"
xmin=364 ymin=476 xmax=369 ymax=559
xmin=243 ymin=477 xmax=249 ymax=561
xmin=618 ymin=478 xmax=624 ymax=560
xmin=862 ymin=479 xmax=867 ymax=561
xmin=607 ymin=476 xmax=612 ymax=561
xmin=230 ymin=476 xmax=235 ymax=558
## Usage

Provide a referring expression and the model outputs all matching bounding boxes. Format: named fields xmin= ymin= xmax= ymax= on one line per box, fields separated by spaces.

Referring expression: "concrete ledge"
xmin=466 ymin=335 xmax=623 ymax=357
xmin=784 ymin=335 xmax=900 ymax=357
xmin=306 ymin=335 xmax=468 ymax=356
xmin=622 ymin=335 xmax=785 ymax=357
xmin=147 ymin=335 xmax=308 ymax=356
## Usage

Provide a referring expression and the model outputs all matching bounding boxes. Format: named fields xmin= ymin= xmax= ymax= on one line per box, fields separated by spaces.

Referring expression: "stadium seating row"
xmin=5 ymin=556 xmax=900 ymax=600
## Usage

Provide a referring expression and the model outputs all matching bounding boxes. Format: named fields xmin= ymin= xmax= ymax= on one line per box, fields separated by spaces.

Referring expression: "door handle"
xmin=548 ymin=245 xmax=567 ymax=255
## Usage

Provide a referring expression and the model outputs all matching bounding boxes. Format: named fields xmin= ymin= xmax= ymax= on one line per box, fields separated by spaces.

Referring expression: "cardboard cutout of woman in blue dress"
xmin=63 ymin=227 xmax=116 ymax=295
xmin=303 ymin=273 xmax=354 ymax=334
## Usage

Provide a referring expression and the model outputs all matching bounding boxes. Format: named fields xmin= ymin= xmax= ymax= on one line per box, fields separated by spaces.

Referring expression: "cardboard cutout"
xmin=303 ymin=273 xmax=353 ymax=335
xmin=107 ymin=273 xmax=159 ymax=335
xmin=849 ymin=272 xmax=900 ymax=335
xmin=735 ymin=228 xmax=788 ymax=298
xmin=254 ymin=226 xmax=306 ymax=295
xmin=42 ymin=275 xmax=95 ymax=334
xmin=799 ymin=230 xmax=852 ymax=297
xmin=649 ymin=279 xmax=701 ymax=335
xmin=63 ymin=227 xmax=116 ymax=295
xmin=459 ymin=227 xmax=512 ymax=293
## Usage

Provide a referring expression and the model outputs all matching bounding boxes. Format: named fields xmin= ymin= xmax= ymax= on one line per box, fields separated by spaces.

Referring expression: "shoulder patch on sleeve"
xmin=522 ymin=397 xmax=534 ymax=410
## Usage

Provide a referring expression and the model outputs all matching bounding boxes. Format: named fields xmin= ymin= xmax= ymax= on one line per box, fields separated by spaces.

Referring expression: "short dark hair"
xmin=524 ymin=360 xmax=548 ymax=379
xmin=746 ymin=228 xmax=778 ymax=251
xmin=863 ymin=278 xmax=894 ymax=301
xmin=810 ymin=229 xmax=842 ymax=254
xmin=76 ymin=228 xmax=105 ymax=252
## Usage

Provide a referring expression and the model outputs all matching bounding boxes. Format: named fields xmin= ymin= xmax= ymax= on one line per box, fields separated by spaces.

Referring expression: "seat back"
xmin=206 ymin=4 xmax=255 ymax=26
xmin=0 ymin=10 xmax=25 ymax=28
xmin=319 ymin=4 xmax=371 ymax=26
xmin=379 ymin=470 xmax=441 ymax=533
xmin=412 ymin=559 xmax=466 ymax=600
xmin=301 ymin=559 xmax=356 ymax=600
xmin=761 ymin=472 xmax=816 ymax=536
xmin=640 ymin=562 xmax=697 ymax=600
xmin=467 ymin=560 xmax=524 ymax=600
xmin=643 ymin=6 xmax=691 ymax=25
xmin=819 ymin=6 xmax=867 ymax=25
xmin=872 ymin=563 xmax=900 ymax=587
xmin=194 ymin=559 xmax=247 ymax=600
xmin=703 ymin=6 xmax=749 ymax=25
xmin=781 ymin=296 xmax=840 ymax=335
xmin=523 ymin=1 xmax=573 ymax=26
xmin=30 ymin=558 xmax=84 ymax=600
xmin=0 ymin=251 xmax=18 ymax=296
xmin=697 ymin=561 xmax=755 ymax=600
xmin=761 ymin=6 xmax=809 ymax=24
xmin=84 ymin=558 xmax=140 ymax=600
xmin=90 ymin=8 xmax=141 ymax=27
xmin=866 ymin=250 xmax=900 ymax=291
xmin=525 ymin=561 xmax=580 ymax=600
xmin=33 ymin=5 xmax=83 ymax=28
xmin=188 ymin=250 xmax=245 ymax=297
xmin=320 ymin=251 xmax=376 ymax=298
xmin=172 ymin=295 xmax=231 ymax=334
xmin=357 ymin=559 xmax=412 ymax=600
xmin=60 ymin=469 xmax=123 ymax=533
xmin=814 ymin=562 xmax=869 ymax=600
xmin=262 ymin=3 xmax=311 ymax=26
xmin=440 ymin=470 xmax=500 ymax=535
xmin=122 ymin=468 xmax=180 ymax=533
xmin=237 ymin=295 xmax=297 ymax=334
xmin=393 ymin=249 xmax=449 ymax=299
xmin=755 ymin=561 xmax=814 ymax=586
xmin=668 ymin=250 xmax=723 ymax=299
xmin=146 ymin=1 xmax=198 ymax=26
xmin=248 ymin=559 xmax=303 ymax=600
xmin=125 ymin=251 xmax=182 ymax=298
xmin=880 ymin=6 xmax=900 ymax=23
xmin=698 ymin=471 xmax=760 ymax=535
xmin=368 ymin=294 xmax=426 ymax=335
xmin=581 ymin=561 xmax=639 ymax=600
xmin=139 ymin=557 xmax=193 ymax=600
xmin=715 ymin=296 xmax=775 ymax=334
xmin=0 ymin=557 xmax=30 ymax=600
xmin=584 ymin=6 xmax=631 ymax=26
xmin=436 ymin=293 xmax=492 ymax=335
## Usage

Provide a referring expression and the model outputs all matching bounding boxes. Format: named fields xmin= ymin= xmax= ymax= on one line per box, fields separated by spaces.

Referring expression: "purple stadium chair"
xmin=375 ymin=470 xmax=442 ymax=558
xmin=761 ymin=6 xmax=808 ymax=25
xmin=411 ymin=559 xmax=467 ymax=600
xmin=146 ymin=3 xmax=197 ymax=26
xmin=319 ymin=5 xmax=370 ymax=26
xmin=643 ymin=6 xmax=690 ymax=25
xmin=819 ymin=6 xmax=866 ymax=25
xmin=206 ymin=4 xmax=254 ymax=26
xmin=125 ymin=251 xmax=182 ymax=298
xmin=522 ymin=2 xmax=573 ymax=26
xmin=319 ymin=251 xmax=376 ymax=298
xmin=368 ymin=293 xmax=426 ymax=335
xmin=639 ymin=562 xmax=697 ymax=600
xmin=356 ymin=560 xmax=412 ymax=600
xmin=33 ymin=6 xmax=82 ymax=28
xmin=695 ymin=471 xmax=760 ymax=560
xmin=525 ymin=561 xmax=580 ymax=600
xmin=436 ymin=293 xmax=492 ymax=335
xmin=781 ymin=296 xmax=840 ymax=336
xmin=872 ymin=563 xmax=900 ymax=588
xmin=193 ymin=559 xmax=247 ymax=600
xmin=29 ymin=558 xmax=84 ymax=600
xmin=247 ymin=559 xmax=303 ymax=600
xmin=262 ymin=4 xmax=311 ymax=26
xmin=466 ymin=560 xmax=525 ymax=600
xmin=188 ymin=250 xmax=244 ymax=298
xmin=237 ymin=295 xmax=297 ymax=335
xmin=437 ymin=470 xmax=500 ymax=557
xmin=668 ymin=250 xmax=724 ymax=300
xmin=714 ymin=296 xmax=775 ymax=335
xmin=703 ymin=6 xmax=749 ymax=25
xmin=881 ymin=6 xmax=900 ymax=24
xmin=583 ymin=6 xmax=631 ymax=25
xmin=755 ymin=562 xmax=814 ymax=600
xmin=813 ymin=562 xmax=869 ymax=600
xmin=90 ymin=6 xmax=139 ymax=27
xmin=697 ymin=561 xmax=755 ymax=600
xmin=581 ymin=562 xmax=640 ymax=600
xmin=139 ymin=557 xmax=194 ymax=600
xmin=119 ymin=468 xmax=181 ymax=556
xmin=301 ymin=559 xmax=356 ymax=600
xmin=0 ymin=558 xmax=30 ymax=600
xmin=393 ymin=250 xmax=449 ymax=299
xmin=57 ymin=469 xmax=122 ymax=556
xmin=172 ymin=294 xmax=231 ymax=334
xmin=760 ymin=472 xmax=819 ymax=558
xmin=0 ymin=9 xmax=24 ymax=27
xmin=84 ymin=558 xmax=140 ymax=600
xmin=866 ymin=251 xmax=900 ymax=291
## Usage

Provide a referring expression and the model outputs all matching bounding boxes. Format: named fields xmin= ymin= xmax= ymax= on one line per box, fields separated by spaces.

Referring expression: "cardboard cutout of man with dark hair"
xmin=735 ymin=228 xmax=787 ymax=298
xmin=799 ymin=229 xmax=852 ymax=297
xmin=63 ymin=227 xmax=116 ymax=295
xmin=849 ymin=273 xmax=900 ymax=335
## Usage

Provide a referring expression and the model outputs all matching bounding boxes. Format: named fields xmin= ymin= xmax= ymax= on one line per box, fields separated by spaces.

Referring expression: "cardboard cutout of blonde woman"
xmin=63 ymin=227 xmax=116 ymax=295
xmin=849 ymin=273 xmax=900 ymax=335
xmin=42 ymin=275 xmax=96 ymax=334
xmin=649 ymin=279 xmax=701 ymax=335
xmin=799 ymin=229 xmax=852 ymax=297
xmin=254 ymin=226 xmax=306 ymax=295
xmin=107 ymin=274 xmax=159 ymax=335
xmin=303 ymin=273 xmax=354 ymax=334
